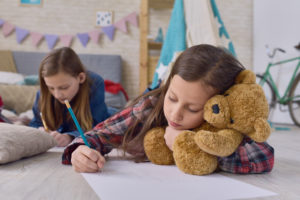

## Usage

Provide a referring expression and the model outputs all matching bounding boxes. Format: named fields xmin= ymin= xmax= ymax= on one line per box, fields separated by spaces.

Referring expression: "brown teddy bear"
xmin=144 ymin=70 xmax=271 ymax=175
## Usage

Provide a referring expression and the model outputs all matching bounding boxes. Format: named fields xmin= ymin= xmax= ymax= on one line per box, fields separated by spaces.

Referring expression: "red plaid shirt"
xmin=62 ymin=96 xmax=274 ymax=174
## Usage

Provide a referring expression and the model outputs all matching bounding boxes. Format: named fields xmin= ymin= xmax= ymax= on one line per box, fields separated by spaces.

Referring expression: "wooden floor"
xmin=0 ymin=125 xmax=299 ymax=200
xmin=221 ymin=124 xmax=300 ymax=200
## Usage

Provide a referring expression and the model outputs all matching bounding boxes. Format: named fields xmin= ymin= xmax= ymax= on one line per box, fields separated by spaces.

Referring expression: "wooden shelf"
xmin=149 ymin=0 xmax=174 ymax=9
xmin=148 ymin=40 xmax=162 ymax=50
xmin=139 ymin=0 xmax=173 ymax=93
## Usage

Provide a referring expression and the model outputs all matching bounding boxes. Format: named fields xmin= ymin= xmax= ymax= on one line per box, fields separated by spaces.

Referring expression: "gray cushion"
xmin=79 ymin=53 xmax=122 ymax=83
xmin=13 ymin=51 xmax=46 ymax=76
xmin=105 ymin=92 xmax=127 ymax=109
xmin=13 ymin=51 xmax=122 ymax=83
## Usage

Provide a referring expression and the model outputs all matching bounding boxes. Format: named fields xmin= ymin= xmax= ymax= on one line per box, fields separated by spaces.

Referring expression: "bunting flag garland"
xmin=77 ymin=33 xmax=89 ymax=47
xmin=2 ymin=22 xmax=15 ymax=37
xmin=60 ymin=34 xmax=73 ymax=47
xmin=30 ymin=32 xmax=44 ymax=47
xmin=0 ymin=11 xmax=138 ymax=49
xmin=114 ymin=19 xmax=127 ymax=33
xmin=16 ymin=27 xmax=29 ymax=44
xmin=101 ymin=25 xmax=115 ymax=41
xmin=88 ymin=29 xmax=101 ymax=44
xmin=44 ymin=34 xmax=58 ymax=49
xmin=125 ymin=12 xmax=138 ymax=27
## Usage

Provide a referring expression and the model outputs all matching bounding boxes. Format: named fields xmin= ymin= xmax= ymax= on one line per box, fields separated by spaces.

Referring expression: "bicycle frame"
xmin=258 ymin=56 xmax=300 ymax=104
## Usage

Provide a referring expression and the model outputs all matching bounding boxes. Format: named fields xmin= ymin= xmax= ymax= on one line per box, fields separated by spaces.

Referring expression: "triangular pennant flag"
xmin=44 ymin=34 xmax=58 ymax=49
xmin=88 ymin=29 xmax=101 ymax=44
xmin=101 ymin=25 xmax=115 ymax=41
xmin=2 ymin=22 xmax=15 ymax=37
xmin=114 ymin=18 xmax=127 ymax=33
xmin=0 ymin=19 xmax=4 ymax=27
xmin=31 ymin=32 xmax=44 ymax=47
xmin=77 ymin=33 xmax=89 ymax=47
xmin=16 ymin=27 xmax=29 ymax=44
xmin=60 ymin=34 xmax=73 ymax=47
xmin=125 ymin=12 xmax=138 ymax=27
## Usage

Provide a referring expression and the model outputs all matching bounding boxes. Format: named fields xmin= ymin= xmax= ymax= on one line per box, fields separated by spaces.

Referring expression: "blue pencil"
xmin=64 ymin=100 xmax=91 ymax=148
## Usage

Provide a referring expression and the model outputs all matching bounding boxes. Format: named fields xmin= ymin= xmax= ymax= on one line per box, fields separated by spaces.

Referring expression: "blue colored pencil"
xmin=64 ymin=100 xmax=91 ymax=148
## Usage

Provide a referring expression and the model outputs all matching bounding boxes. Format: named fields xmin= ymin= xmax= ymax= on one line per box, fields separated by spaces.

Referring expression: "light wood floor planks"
xmin=0 ymin=125 xmax=299 ymax=200
xmin=221 ymin=124 xmax=300 ymax=200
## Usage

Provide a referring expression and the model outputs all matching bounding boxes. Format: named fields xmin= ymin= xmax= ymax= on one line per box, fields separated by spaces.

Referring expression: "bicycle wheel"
xmin=256 ymin=74 xmax=276 ymax=110
xmin=288 ymin=73 xmax=300 ymax=127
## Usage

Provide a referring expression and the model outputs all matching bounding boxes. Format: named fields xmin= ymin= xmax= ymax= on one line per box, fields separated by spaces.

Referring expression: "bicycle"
xmin=255 ymin=43 xmax=300 ymax=127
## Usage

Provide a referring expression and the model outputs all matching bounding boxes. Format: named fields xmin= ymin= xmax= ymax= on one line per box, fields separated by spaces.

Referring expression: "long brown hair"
xmin=121 ymin=44 xmax=245 ymax=158
xmin=39 ymin=47 xmax=93 ymax=131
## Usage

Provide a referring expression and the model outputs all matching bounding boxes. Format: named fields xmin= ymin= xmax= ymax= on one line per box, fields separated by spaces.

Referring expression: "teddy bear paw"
xmin=194 ymin=129 xmax=243 ymax=157
xmin=173 ymin=131 xmax=218 ymax=175
xmin=144 ymin=127 xmax=174 ymax=165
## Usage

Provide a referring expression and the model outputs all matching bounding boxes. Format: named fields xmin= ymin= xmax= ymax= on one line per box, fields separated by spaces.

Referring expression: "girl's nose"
xmin=53 ymin=90 xmax=63 ymax=99
xmin=171 ymin=106 xmax=183 ymax=122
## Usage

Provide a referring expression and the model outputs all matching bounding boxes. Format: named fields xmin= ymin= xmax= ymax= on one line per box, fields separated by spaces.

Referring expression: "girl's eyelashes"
xmin=48 ymin=86 xmax=69 ymax=91
xmin=168 ymin=94 xmax=202 ymax=113
xmin=187 ymin=107 xmax=202 ymax=113
xmin=168 ymin=96 xmax=177 ymax=102
xmin=188 ymin=109 xmax=198 ymax=113
xmin=59 ymin=86 xmax=69 ymax=90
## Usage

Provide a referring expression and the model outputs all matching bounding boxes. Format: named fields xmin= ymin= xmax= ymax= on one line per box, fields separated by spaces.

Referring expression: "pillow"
xmin=0 ymin=123 xmax=56 ymax=164
xmin=0 ymin=71 xmax=24 ymax=84
xmin=0 ymin=84 xmax=39 ymax=114
xmin=18 ymin=75 xmax=39 ymax=85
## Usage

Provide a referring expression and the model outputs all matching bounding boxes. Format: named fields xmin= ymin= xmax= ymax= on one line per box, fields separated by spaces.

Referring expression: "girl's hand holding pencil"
xmin=71 ymin=145 xmax=105 ymax=173
xmin=64 ymin=100 xmax=106 ymax=172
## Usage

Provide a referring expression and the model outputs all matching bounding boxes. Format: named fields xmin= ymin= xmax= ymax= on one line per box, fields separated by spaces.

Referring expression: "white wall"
xmin=253 ymin=0 xmax=300 ymax=124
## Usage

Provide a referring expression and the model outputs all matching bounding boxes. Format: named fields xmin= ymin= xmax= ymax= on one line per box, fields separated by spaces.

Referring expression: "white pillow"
xmin=0 ymin=123 xmax=56 ymax=164
xmin=0 ymin=71 xmax=24 ymax=84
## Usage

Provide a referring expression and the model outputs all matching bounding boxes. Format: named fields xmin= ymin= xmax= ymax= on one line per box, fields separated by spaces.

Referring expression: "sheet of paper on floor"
xmin=82 ymin=160 xmax=277 ymax=200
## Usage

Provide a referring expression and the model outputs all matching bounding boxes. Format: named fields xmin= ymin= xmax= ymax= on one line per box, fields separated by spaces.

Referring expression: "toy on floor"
xmin=144 ymin=70 xmax=271 ymax=175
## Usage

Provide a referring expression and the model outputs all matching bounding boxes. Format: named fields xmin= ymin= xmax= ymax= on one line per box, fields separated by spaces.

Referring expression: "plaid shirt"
xmin=62 ymin=96 xmax=274 ymax=174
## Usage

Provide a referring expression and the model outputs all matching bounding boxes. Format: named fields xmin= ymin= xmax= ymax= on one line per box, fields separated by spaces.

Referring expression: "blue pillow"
xmin=18 ymin=75 xmax=39 ymax=85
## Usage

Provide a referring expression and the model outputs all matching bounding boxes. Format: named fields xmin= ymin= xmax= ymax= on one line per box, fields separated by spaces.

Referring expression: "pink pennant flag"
xmin=88 ymin=29 xmax=101 ymax=44
xmin=101 ymin=25 xmax=115 ymax=41
xmin=30 ymin=32 xmax=44 ymax=47
xmin=125 ymin=12 xmax=138 ymax=27
xmin=0 ymin=19 xmax=4 ymax=27
xmin=16 ymin=27 xmax=29 ymax=44
xmin=114 ymin=18 xmax=127 ymax=33
xmin=2 ymin=22 xmax=15 ymax=37
xmin=60 ymin=35 xmax=73 ymax=47
xmin=44 ymin=34 xmax=58 ymax=49
xmin=77 ymin=33 xmax=89 ymax=47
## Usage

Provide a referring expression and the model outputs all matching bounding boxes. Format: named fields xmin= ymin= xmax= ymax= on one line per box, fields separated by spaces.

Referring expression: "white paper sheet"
xmin=82 ymin=160 xmax=277 ymax=200
xmin=48 ymin=147 xmax=65 ymax=152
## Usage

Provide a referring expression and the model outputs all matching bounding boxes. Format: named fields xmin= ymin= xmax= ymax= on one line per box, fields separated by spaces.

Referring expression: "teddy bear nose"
xmin=212 ymin=104 xmax=220 ymax=114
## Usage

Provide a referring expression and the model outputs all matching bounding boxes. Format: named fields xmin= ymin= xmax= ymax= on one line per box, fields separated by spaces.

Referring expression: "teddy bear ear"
xmin=235 ymin=70 xmax=256 ymax=84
